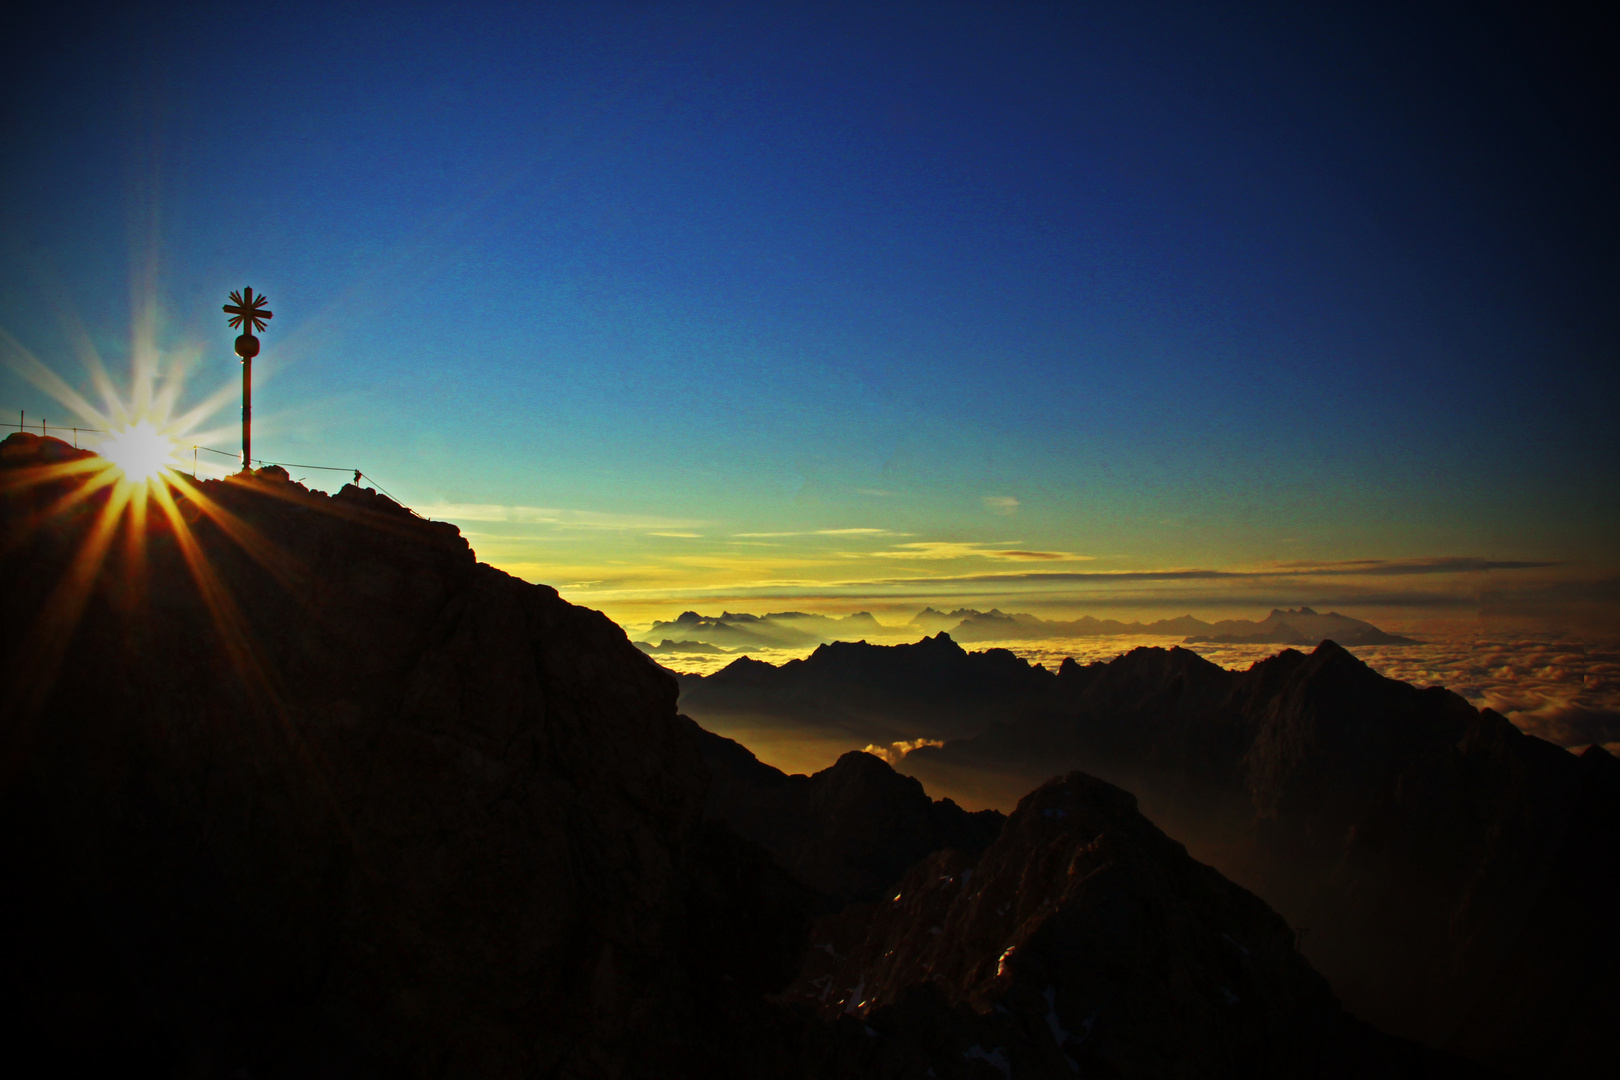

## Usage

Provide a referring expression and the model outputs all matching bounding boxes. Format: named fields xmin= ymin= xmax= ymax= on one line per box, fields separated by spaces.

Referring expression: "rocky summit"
xmin=0 ymin=435 xmax=804 ymax=1076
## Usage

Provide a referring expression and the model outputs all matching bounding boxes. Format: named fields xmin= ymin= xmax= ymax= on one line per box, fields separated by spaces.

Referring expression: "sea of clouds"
xmin=974 ymin=632 xmax=1620 ymax=754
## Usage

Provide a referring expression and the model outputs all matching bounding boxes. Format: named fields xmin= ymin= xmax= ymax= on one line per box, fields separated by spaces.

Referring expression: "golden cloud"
xmin=870 ymin=541 xmax=1094 ymax=562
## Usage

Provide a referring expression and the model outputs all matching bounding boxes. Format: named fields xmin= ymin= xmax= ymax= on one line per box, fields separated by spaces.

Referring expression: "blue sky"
xmin=3 ymin=1 xmax=1615 ymax=626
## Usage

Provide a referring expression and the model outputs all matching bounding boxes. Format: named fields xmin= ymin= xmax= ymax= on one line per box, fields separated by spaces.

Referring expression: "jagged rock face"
xmin=777 ymin=773 xmax=1481 ymax=1080
xmin=689 ymin=720 xmax=1004 ymax=907
xmin=0 ymin=437 xmax=797 ymax=1077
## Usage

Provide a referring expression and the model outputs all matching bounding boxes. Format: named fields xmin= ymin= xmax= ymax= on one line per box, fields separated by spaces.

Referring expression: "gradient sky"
xmin=3 ymin=1 xmax=1615 ymax=628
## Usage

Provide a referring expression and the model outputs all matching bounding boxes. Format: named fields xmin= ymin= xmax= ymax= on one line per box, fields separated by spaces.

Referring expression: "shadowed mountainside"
xmin=685 ymin=718 xmax=1003 ymax=908
xmin=902 ymin=643 xmax=1620 ymax=1078
xmin=777 ymin=772 xmax=1488 ymax=1079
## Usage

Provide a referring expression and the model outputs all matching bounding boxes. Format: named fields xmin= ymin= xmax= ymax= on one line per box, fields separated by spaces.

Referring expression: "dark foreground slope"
xmin=0 ymin=433 xmax=1484 ymax=1078
xmin=779 ymin=773 xmax=1484 ymax=1080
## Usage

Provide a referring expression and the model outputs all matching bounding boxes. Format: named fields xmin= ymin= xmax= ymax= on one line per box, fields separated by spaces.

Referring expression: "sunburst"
xmin=0 ymin=301 xmax=281 ymax=721
xmin=98 ymin=419 xmax=182 ymax=485
xmin=0 ymin=355 xmax=372 ymax=882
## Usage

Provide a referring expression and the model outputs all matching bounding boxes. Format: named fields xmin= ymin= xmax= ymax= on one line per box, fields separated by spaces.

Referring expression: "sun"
xmin=98 ymin=419 xmax=181 ymax=484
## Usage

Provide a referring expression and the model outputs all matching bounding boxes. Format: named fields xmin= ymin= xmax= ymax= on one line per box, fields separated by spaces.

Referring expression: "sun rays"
xmin=0 ymin=294 xmax=284 ymax=729
xmin=0 ymin=401 xmax=389 ymax=877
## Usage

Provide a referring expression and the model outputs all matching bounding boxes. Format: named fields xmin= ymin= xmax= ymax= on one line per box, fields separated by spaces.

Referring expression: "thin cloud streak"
xmin=732 ymin=528 xmax=911 ymax=538
xmin=869 ymin=541 xmax=1095 ymax=562
xmin=1263 ymin=557 xmax=1561 ymax=576
xmin=983 ymin=495 xmax=1019 ymax=515
xmin=424 ymin=502 xmax=706 ymax=531
xmin=867 ymin=559 xmax=1561 ymax=588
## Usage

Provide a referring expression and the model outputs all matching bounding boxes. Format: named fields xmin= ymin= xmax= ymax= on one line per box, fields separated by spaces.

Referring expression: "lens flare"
xmin=99 ymin=419 xmax=180 ymax=484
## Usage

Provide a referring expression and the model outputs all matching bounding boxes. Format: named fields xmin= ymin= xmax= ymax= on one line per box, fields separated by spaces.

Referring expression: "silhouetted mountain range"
xmin=1182 ymin=606 xmax=1418 ymax=645
xmin=0 ymin=432 xmax=1554 ymax=1076
xmin=678 ymin=632 xmax=1047 ymax=741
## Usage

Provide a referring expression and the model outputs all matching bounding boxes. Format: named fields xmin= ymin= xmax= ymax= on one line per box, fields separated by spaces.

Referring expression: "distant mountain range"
xmin=923 ymin=605 xmax=1416 ymax=645
xmin=637 ymin=605 xmax=1416 ymax=654
xmin=634 ymin=638 xmax=734 ymax=655
xmin=1181 ymin=606 xmax=1419 ymax=646
xmin=640 ymin=609 xmax=886 ymax=651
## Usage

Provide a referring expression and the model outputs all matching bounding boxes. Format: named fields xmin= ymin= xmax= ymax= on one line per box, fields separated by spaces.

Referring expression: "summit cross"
xmin=223 ymin=287 xmax=273 ymax=469
xmin=223 ymin=287 xmax=273 ymax=333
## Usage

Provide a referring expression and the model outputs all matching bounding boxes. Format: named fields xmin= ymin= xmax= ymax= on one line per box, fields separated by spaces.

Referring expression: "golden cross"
xmin=223 ymin=287 xmax=273 ymax=333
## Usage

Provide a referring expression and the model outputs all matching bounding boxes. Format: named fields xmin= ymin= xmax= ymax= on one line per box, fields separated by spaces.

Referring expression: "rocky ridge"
xmin=678 ymin=632 xmax=1051 ymax=742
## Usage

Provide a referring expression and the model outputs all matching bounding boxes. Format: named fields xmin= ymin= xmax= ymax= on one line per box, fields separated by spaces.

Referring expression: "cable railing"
xmin=3 ymin=411 xmax=418 ymax=516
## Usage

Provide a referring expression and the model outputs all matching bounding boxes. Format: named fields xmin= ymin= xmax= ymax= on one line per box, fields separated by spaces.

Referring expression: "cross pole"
xmin=222 ymin=287 xmax=273 ymax=470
